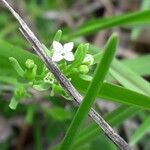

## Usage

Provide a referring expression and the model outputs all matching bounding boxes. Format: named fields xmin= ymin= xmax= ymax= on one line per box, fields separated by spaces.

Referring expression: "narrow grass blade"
xmin=131 ymin=0 xmax=150 ymax=40
xmin=110 ymin=59 xmax=150 ymax=95
xmin=94 ymin=53 xmax=150 ymax=77
xmin=63 ymin=10 xmax=150 ymax=39
xmin=122 ymin=54 xmax=150 ymax=76
xmin=50 ymin=106 xmax=139 ymax=150
xmin=130 ymin=116 xmax=150 ymax=145
xmin=60 ymin=34 xmax=118 ymax=150
xmin=71 ymin=75 xmax=150 ymax=109
xmin=94 ymin=53 xmax=150 ymax=95
xmin=73 ymin=106 xmax=139 ymax=148
xmin=74 ymin=52 xmax=150 ymax=147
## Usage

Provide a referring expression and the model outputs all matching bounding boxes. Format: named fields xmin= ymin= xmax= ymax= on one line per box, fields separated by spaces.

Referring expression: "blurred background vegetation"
xmin=0 ymin=0 xmax=150 ymax=150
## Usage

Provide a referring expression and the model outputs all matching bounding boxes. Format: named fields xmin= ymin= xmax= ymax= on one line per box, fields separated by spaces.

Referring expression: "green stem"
xmin=34 ymin=117 xmax=42 ymax=150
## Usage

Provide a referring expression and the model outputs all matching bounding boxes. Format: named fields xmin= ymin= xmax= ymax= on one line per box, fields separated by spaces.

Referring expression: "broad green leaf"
xmin=0 ymin=76 xmax=18 ymax=85
xmin=0 ymin=40 xmax=43 ymax=76
xmin=0 ymin=23 xmax=17 ymax=38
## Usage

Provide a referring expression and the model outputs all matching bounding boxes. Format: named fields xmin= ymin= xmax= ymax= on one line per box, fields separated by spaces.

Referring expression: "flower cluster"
xmin=9 ymin=30 xmax=94 ymax=110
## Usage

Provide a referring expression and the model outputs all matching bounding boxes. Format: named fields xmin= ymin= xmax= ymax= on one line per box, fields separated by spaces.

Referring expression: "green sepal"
xmin=33 ymin=82 xmax=51 ymax=91
xmin=9 ymin=97 xmax=18 ymax=110
xmin=79 ymin=74 xmax=93 ymax=81
xmin=42 ymin=44 xmax=52 ymax=57
xmin=53 ymin=30 xmax=62 ymax=41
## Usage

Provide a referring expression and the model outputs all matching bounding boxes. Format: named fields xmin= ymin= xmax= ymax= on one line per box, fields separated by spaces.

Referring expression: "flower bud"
xmin=78 ymin=65 xmax=89 ymax=74
xmin=83 ymin=54 xmax=94 ymax=66
xmin=25 ymin=59 xmax=35 ymax=69
xmin=44 ymin=72 xmax=55 ymax=84
xmin=14 ymin=87 xmax=26 ymax=100
xmin=24 ymin=59 xmax=37 ymax=80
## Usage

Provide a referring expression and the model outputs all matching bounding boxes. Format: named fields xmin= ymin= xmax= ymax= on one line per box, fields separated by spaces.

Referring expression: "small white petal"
xmin=52 ymin=41 xmax=63 ymax=53
xmin=52 ymin=53 xmax=63 ymax=62
xmin=64 ymin=52 xmax=74 ymax=61
xmin=64 ymin=42 xmax=74 ymax=52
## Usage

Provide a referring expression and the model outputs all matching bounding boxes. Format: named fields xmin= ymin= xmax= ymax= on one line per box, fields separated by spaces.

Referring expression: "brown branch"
xmin=1 ymin=0 xmax=132 ymax=149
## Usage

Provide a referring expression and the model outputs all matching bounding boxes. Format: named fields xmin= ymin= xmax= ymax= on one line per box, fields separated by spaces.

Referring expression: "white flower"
xmin=52 ymin=41 xmax=74 ymax=62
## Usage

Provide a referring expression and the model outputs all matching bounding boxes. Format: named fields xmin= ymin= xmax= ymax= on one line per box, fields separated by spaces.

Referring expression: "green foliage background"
xmin=0 ymin=0 xmax=150 ymax=150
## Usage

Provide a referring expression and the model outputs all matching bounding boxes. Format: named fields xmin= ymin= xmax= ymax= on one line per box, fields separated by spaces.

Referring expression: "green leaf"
xmin=130 ymin=116 xmax=150 ymax=145
xmin=26 ymin=106 xmax=35 ymax=124
xmin=60 ymin=34 xmax=118 ymax=150
xmin=0 ymin=40 xmax=43 ymax=76
xmin=0 ymin=76 xmax=18 ymax=85
xmin=131 ymin=0 xmax=150 ymax=40
xmin=122 ymin=54 xmax=150 ymax=76
xmin=50 ymin=105 xmax=139 ymax=150
xmin=71 ymin=76 xmax=150 ymax=109
xmin=110 ymin=59 xmax=150 ymax=95
xmin=73 ymin=106 xmax=139 ymax=148
xmin=94 ymin=53 xmax=150 ymax=96
xmin=45 ymin=107 xmax=71 ymax=121
xmin=9 ymin=97 xmax=19 ymax=110
xmin=9 ymin=57 xmax=25 ymax=77
xmin=63 ymin=10 xmax=150 ymax=38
